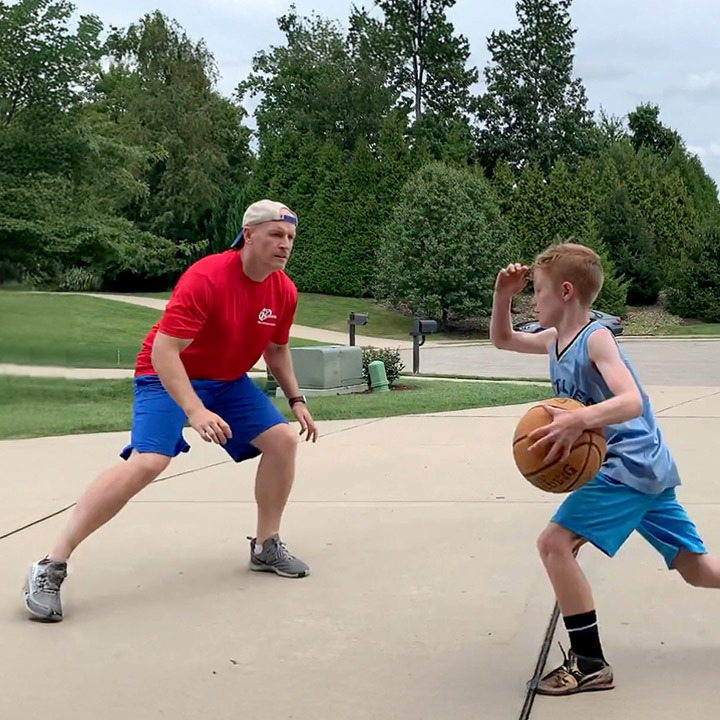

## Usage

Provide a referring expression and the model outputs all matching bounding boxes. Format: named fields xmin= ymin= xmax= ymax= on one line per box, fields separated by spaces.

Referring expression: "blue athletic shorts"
xmin=552 ymin=473 xmax=707 ymax=569
xmin=120 ymin=374 xmax=287 ymax=463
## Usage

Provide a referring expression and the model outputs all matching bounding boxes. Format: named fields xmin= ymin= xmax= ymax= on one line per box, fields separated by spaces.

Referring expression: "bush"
xmin=595 ymin=186 xmax=661 ymax=305
xmin=666 ymin=224 xmax=720 ymax=322
xmin=57 ymin=267 xmax=103 ymax=292
xmin=361 ymin=346 xmax=405 ymax=388
xmin=375 ymin=161 xmax=514 ymax=328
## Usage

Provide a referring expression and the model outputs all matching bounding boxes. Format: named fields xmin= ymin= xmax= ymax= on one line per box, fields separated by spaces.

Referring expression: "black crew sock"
xmin=563 ymin=610 xmax=605 ymax=667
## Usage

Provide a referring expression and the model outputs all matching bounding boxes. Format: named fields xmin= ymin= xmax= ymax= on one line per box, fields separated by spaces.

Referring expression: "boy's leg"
xmin=210 ymin=376 xmax=308 ymax=578
xmin=24 ymin=377 xmax=188 ymax=621
xmin=673 ymin=552 xmax=720 ymax=588
xmin=636 ymin=488 xmax=717 ymax=586
xmin=535 ymin=474 xmax=653 ymax=695
xmin=537 ymin=524 xmax=594 ymax=617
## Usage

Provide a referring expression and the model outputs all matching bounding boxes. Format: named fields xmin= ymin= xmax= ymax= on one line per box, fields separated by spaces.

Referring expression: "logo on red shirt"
xmin=258 ymin=308 xmax=277 ymax=326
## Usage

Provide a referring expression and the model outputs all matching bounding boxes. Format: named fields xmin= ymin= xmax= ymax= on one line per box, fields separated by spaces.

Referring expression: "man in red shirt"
xmin=24 ymin=200 xmax=318 ymax=622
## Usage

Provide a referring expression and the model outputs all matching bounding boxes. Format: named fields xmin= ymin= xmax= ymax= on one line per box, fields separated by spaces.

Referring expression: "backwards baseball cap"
xmin=230 ymin=199 xmax=298 ymax=248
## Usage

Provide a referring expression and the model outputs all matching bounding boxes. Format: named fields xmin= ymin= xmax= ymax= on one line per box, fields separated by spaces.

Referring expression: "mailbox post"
xmin=348 ymin=312 xmax=368 ymax=346
xmin=409 ymin=317 xmax=438 ymax=374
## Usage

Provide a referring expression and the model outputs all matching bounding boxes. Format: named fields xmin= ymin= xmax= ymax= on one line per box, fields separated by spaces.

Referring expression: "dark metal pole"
xmin=412 ymin=316 xmax=420 ymax=373
xmin=349 ymin=312 xmax=355 ymax=346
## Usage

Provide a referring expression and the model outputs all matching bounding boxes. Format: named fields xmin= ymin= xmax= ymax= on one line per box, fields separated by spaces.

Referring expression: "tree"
xmin=667 ymin=224 xmax=720 ymax=323
xmin=546 ymin=157 xmax=597 ymax=239
xmin=478 ymin=0 xmax=594 ymax=174
xmin=496 ymin=161 xmax=553 ymax=261
xmin=370 ymin=0 xmax=478 ymax=123
xmin=375 ymin=162 xmax=512 ymax=327
xmin=594 ymin=186 xmax=660 ymax=305
xmin=96 ymin=11 xmax=252 ymax=248
xmin=602 ymin=141 xmax=698 ymax=286
xmin=627 ymin=103 xmax=680 ymax=157
xmin=240 ymin=9 xmax=395 ymax=153
xmin=0 ymin=0 xmax=102 ymax=126
xmin=0 ymin=0 xmax=103 ymax=178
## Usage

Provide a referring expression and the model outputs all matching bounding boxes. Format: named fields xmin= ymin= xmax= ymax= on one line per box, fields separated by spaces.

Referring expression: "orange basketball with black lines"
xmin=512 ymin=397 xmax=606 ymax=493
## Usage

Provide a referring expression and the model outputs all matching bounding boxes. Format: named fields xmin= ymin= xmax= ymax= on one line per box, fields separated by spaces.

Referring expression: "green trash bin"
xmin=368 ymin=360 xmax=390 ymax=393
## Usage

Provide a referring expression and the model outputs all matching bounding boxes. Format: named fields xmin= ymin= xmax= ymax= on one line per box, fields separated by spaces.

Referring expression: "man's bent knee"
xmin=127 ymin=452 xmax=171 ymax=483
xmin=537 ymin=523 xmax=578 ymax=561
xmin=253 ymin=423 xmax=297 ymax=457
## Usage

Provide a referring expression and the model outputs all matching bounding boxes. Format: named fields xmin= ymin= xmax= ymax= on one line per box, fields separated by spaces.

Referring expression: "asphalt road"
xmin=402 ymin=339 xmax=720 ymax=387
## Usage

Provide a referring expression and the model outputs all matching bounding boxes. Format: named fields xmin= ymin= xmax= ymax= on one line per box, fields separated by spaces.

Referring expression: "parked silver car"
xmin=513 ymin=309 xmax=623 ymax=336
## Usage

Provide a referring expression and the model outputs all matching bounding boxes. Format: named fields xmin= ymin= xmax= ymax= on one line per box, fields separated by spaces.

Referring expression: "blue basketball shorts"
xmin=551 ymin=473 xmax=707 ymax=569
xmin=119 ymin=374 xmax=287 ymax=463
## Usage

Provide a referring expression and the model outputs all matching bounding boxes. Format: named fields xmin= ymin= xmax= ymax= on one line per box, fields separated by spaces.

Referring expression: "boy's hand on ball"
xmin=494 ymin=263 xmax=530 ymax=296
xmin=528 ymin=405 xmax=585 ymax=464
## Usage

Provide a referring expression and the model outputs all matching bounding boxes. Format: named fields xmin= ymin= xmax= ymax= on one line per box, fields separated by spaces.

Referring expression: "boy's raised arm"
xmin=490 ymin=263 xmax=556 ymax=355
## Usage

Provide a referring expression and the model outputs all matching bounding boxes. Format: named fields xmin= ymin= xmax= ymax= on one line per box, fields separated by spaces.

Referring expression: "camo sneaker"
xmin=536 ymin=646 xmax=614 ymax=696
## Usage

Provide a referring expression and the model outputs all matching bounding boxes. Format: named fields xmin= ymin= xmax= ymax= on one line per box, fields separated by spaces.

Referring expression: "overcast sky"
xmin=70 ymin=0 xmax=720 ymax=186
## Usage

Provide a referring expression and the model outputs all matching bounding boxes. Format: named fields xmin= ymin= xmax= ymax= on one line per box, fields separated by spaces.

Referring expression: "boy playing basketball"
xmin=490 ymin=241 xmax=720 ymax=695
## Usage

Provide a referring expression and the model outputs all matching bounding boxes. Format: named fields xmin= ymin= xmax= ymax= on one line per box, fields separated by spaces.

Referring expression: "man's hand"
xmin=292 ymin=403 xmax=318 ymax=443
xmin=187 ymin=407 xmax=232 ymax=445
xmin=527 ymin=405 xmax=585 ymax=464
xmin=495 ymin=263 xmax=530 ymax=297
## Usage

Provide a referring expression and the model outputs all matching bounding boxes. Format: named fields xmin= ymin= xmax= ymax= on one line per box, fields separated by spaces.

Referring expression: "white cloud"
xmin=666 ymin=71 xmax=720 ymax=98
xmin=687 ymin=143 xmax=720 ymax=158
xmin=684 ymin=72 xmax=720 ymax=92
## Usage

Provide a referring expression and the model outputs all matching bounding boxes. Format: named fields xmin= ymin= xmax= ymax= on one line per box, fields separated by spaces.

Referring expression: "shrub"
xmin=361 ymin=346 xmax=405 ymax=388
xmin=666 ymin=224 xmax=720 ymax=323
xmin=375 ymin=161 xmax=514 ymax=328
xmin=57 ymin=267 xmax=103 ymax=292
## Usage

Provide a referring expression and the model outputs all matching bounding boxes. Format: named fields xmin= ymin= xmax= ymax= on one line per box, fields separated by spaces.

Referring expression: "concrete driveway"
xmin=2 ymin=385 xmax=720 ymax=719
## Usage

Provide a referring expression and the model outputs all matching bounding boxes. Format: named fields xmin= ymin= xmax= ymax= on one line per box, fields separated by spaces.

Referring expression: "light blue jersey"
xmin=549 ymin=321 xmax=680 ymax=494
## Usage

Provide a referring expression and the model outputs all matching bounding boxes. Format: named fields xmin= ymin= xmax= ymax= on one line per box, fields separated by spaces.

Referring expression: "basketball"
xmin=512 ymin=397 xmax=606 ymax=493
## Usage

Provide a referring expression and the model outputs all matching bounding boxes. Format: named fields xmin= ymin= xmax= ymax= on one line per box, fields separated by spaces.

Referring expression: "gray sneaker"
xmin=248 ymin=536 xmax=310 ymax=578
xmin=24 ymin=558 xmax=67 ymax=622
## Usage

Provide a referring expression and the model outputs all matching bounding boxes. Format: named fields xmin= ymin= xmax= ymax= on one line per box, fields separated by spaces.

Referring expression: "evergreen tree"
xmin=478 ymin=0 xmax=594 ymax=174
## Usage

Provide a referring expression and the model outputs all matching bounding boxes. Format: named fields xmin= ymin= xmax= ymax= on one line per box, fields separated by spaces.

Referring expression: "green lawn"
xmin=663 ymin=323 xmax=720 ymax=336
xmin=0 ymin=292 xmax=325 ymax=368
xmin=0 ymin=293 xmax=161 ymax=368
xmin=138 ymin=290 xmax=416 ymax=340
xmin=0 ymin=376 xmax=551 ymax=440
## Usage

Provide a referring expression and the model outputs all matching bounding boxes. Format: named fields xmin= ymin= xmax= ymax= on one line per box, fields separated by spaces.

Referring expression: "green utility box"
xmin=276 ymin=345 xmax=366 ymax=397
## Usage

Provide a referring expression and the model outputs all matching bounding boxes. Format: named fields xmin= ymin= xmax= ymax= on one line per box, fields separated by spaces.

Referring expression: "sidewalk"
xmin=1 ymin=386 xmax=719 ymax=719
xmin=82 ymin=292 xmax=422 ymax=349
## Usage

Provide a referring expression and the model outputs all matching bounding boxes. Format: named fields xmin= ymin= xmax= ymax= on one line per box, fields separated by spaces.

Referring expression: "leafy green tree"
xmin=667 ymin=224 xmax=720 ymax=323
xmin=478 ymin=0 xmax=594 ymax=174
xmin=497 ymin=161 xmax=553 ymax=261
xmin=594 ymin=186 xmax=660 ymax=305
xmin=370 ymin=0 xmax=478 ymax=122
xmin=97 ymin=11 xmax=251 ymax=247
xmin=375 ymin=162 xmax=513 ymax=327
xmin=0 ymin=0 xmax=103 ymax=178
xmin=0 ymin=0 xmax=102 ymax=125
xmin=240 ymin=9 xmax=394 ymax=152
xmin=627 ymin=103 xmax=680 ymax=157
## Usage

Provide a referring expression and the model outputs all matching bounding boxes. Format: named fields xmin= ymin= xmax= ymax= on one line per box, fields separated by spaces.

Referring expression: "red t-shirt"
xmin=135 ymin=250 xmax=297 ymax=381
